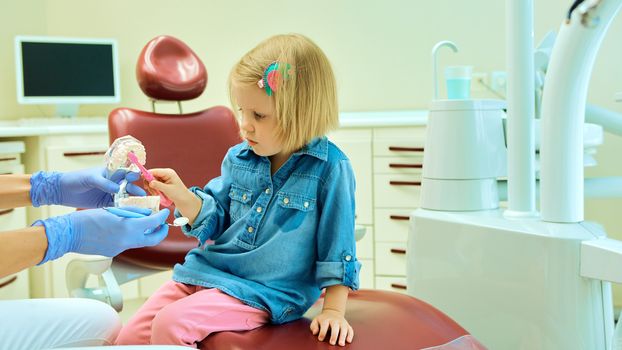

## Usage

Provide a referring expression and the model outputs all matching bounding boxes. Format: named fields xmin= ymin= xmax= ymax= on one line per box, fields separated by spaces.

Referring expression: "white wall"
xmin=2 ymin=0 xmax=622 ymax=303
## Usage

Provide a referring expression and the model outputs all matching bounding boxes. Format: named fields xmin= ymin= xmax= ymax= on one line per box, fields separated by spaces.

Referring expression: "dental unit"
xmin=407 ymin=0 xmax=622 ymax=349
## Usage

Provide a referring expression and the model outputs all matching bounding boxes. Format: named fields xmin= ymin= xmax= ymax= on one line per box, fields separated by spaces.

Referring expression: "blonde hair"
xmin=229 ymin=33 xmax=338 ymax=153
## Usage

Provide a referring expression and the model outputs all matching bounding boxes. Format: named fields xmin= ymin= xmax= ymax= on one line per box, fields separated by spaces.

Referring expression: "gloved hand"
xmin=34 ymin=207 xmax=170 ymax=264
xmin=30 ymin=167 xmax=147 ymax=208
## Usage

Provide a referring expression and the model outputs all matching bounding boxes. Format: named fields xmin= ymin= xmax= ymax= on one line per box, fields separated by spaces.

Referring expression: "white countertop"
xmin=339 ymin=110 xmax=428 ymax=127
xmin=0 ymin=110 xmax=429 ymax=137
xmin=0 ymin=117 xmax=108 ymax=137
xmin=616 ymin=92 xmax=622 ymax=102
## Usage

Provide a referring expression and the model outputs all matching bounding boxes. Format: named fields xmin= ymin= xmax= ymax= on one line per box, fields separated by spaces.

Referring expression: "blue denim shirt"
xmin=172 ymin=136 xmax=361 ymax=324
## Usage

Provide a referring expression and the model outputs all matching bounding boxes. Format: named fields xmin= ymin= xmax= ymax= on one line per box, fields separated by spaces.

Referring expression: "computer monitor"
xmin=14 ymin=36 xmax=121 ymax=118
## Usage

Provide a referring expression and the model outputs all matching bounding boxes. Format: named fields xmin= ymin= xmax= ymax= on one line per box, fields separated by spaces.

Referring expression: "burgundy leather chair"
xmin=70 ymin=35 xmax=486 ymax=350
xmin=108 ymin=35 xmax=241 ymax=270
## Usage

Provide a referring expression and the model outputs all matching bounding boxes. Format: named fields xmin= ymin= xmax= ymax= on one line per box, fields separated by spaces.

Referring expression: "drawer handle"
xmin=389 ymin=181 xmax=421 ymax=186
xmin=63 ymin=151 xmax=107 ymax=157
xmin=390 ymin=215 xmax=409 ymax=221
xmin=0 ymin=209 xmax=14 ymax=216
xmin=388 ymin=146 xmax=424 ymax=152
xmin=391 ymin=283 xmax=407 ymax=290
xmin=389 ymin=163 xmax=423 ymax=169
xmin=390 ymin=248 xmax=406 ymax=254
xmin=0 ymin=276 xmax=17 ymax=289
xmin=0 ymin=157 xmax=17 ymax=162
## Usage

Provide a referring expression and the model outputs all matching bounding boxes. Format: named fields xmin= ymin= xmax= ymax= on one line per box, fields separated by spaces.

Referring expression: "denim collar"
xmin=237 ymin=137 xmax=328 ymax=162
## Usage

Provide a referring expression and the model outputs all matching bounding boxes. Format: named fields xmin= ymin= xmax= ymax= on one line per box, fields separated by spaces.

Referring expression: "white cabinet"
xmin=330 ymin=124 xmax=426 ymax=293
xmin=0 ymin=141 xmax=30 ymax=300
xmin=372 ymin=126 xmax=425 ymax=294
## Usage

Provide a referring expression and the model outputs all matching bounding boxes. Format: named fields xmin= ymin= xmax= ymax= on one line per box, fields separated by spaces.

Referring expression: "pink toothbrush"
xmin=127 ymin=151 xmax=173 ymax=207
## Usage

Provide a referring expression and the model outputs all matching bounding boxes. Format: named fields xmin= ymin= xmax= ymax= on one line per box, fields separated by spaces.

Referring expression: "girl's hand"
xmin=148 ymin=168 xmax=202 ymax=225
xmin=147 ymin=168 xmax=193 ymax=204
xmin=310 ymin=309 xmax=354 ymax=346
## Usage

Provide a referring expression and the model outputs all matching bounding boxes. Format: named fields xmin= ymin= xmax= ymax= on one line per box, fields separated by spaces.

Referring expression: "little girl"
xmin=116 ymin=33 xmax=360 ymax=348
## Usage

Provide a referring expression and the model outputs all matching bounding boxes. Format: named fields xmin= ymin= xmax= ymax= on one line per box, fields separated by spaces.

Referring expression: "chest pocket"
xmin=276 ymin=192 xmax=316 ymax=212
xmin=229 ymin=184 xmax=253 ymax=222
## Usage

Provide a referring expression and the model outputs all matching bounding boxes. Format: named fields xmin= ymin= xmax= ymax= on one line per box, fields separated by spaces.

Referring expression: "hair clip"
xmin=257 ymin=61 xmax=291 ymax=96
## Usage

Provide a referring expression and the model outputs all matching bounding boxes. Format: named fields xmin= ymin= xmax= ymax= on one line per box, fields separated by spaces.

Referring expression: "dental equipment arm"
xmin=540 ymin=0 xmax=622 ymax=223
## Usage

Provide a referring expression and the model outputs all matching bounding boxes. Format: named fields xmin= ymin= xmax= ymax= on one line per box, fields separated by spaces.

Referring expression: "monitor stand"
xmin=55 ymin=104 xmax=79 ymax=118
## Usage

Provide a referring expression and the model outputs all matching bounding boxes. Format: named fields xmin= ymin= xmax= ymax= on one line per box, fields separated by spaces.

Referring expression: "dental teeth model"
xmin=105 ymin=135 xmax=147 ymax=176
xmin=106 ymin=135 xmax=160 ymax=211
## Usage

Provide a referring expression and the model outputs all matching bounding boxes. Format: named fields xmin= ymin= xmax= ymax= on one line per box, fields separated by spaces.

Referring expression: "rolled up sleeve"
xmin=315 ymin=159 xmax=361 ymax=290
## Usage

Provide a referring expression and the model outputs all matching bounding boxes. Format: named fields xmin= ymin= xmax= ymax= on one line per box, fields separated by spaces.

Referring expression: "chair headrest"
xmin=136 ymin=35 xmax=207 ymax=101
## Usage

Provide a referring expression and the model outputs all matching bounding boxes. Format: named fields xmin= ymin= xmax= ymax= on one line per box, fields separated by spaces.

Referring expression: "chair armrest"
xmin=66 ymin=256 xmax=124 ymax=311
xmin=354 ymin=225 xmax=367 ymax=242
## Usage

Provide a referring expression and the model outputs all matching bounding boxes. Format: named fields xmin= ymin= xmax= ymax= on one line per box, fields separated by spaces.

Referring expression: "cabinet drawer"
xmin=46 ymin=145 xmax=108 ymax=172
xmin=374 ymin=174 xmax=421 ymax=208
xmin=359 ymin=258 xmax=375 ymax=289
xmin=374 ymin=156 xmax=423 ymax=175
xmin=0 ymin=207 xmax=27 ymax=231
xmin=375 ymin=242 xmax=407 ymax=276
xmin=356 ymin=225 xmax=374 ymax=259
xmin=375 ymin=276 xmax=408 ymax=294
xmin=0 ymin=141 xmax=25 ymax=169
xmin=373 ymin=128 xmax=426 ymax=157
xmin=0 ymin=154 xmax=21 ymax=168
xmin=0 ymin=270 xmax=30 ymax=300
xmin=0 ymin=163 xmax=24 ymax=175
xmin=374 ymin=208 xmax=414 ymax=243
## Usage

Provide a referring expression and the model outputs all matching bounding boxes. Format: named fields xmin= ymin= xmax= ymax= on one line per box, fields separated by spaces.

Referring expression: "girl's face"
xmin=232 ymin=82 xmax=289 ymax=163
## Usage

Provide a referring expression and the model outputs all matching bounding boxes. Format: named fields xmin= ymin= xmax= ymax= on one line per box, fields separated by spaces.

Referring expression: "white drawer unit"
xmin=374 ymin=242 xmax=407 ymax=276
xmin=373 ymin=174 xmax=422 ymax=208
xmin=371 ymin=126 xmax=426 ymax=285
xmin=374 ymin=209 xmax=412 ymax=243
xmin=375 ymin=276 xmax=408 ymax=294
xmin=373 ymin=156 xmax=424 ymax=175
xmin=372 ymin=127 xmax=426 ymax=157
xmin=0 ymin=141 xmax=30 ymax=300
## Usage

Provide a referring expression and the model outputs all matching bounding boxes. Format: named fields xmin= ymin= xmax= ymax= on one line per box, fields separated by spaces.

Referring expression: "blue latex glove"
xmin=30 ymin=167 xmax=147 ymax=208
xmin=34 ymin=207 xmax=170 ymax=264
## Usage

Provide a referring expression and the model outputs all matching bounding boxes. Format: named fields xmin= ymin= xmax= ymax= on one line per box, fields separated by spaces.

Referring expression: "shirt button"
xmin=256 ymin=206 xmax=262 ymax=213
xmin=247 ymin=226 xmax=254 ymax=233
xmin=303 ymin=201 xmax=309 ymax=208
xmin=283 ymin=197 xmax=290 ymax=204
xmin=345 ymin=255 xmax=352 ymax=261
xmin=242 ymin=194 xmax=247 ymax=200
xmin=265 ymin=188 xmax=271 ymax=194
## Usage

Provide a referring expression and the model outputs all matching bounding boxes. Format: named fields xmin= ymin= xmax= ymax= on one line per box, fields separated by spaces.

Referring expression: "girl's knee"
xmin=150 ymin=306 xmax=195 ymax=345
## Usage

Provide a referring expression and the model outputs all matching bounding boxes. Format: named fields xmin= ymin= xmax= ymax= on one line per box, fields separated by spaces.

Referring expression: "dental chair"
xmin=66 ymin=35 xmax=241 ymax=311
xmin=66 ymin=35 xmax=486 ymax=350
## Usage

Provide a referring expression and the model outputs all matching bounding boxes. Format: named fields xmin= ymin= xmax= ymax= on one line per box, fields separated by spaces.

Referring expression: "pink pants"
xmin=115 ymin=280 xmax=269 ymax=347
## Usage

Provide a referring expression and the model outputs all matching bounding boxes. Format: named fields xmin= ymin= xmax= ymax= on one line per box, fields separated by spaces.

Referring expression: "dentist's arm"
xmin=0 ymin=169 xmax=145 ymax=210
xmin=0 ymin=174 xmax=32 ymax=209
xmin=0 ymin=226 xmax=47 ymax=278
xmin=0 ymin=208 xmax=170 ymax=279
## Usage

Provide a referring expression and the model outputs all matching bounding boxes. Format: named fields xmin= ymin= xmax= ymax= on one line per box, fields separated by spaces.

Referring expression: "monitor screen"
xmin=15 ymin=36 xmax=120 ymax=107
